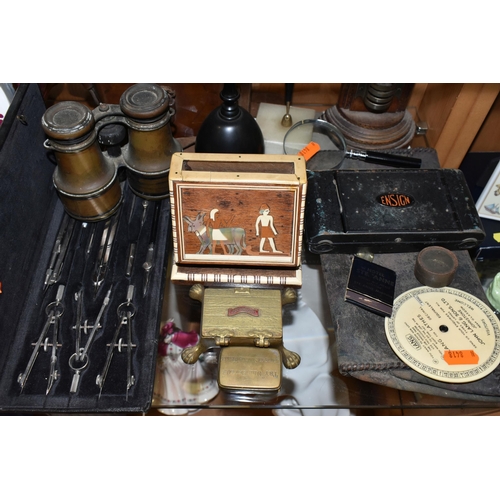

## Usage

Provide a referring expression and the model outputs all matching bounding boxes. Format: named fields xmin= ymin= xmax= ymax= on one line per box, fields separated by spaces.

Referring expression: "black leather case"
xmin=305 ymin=149 xmax=485 ymax=254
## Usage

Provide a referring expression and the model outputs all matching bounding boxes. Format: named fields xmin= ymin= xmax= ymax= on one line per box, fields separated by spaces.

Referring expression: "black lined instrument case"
xmin=0 ymin=84 xmax=170 ymax=413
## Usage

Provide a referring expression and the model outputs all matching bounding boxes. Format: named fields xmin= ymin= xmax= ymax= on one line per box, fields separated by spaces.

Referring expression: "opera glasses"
xmin=42 ymin=83 xmax=181 ymax=221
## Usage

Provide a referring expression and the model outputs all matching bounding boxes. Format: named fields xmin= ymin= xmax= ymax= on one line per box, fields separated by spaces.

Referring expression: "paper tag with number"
xmin=299 ymin=141 xmax=321 ymax=161
xmin=443 ymin=350 xmax=479 ymax=365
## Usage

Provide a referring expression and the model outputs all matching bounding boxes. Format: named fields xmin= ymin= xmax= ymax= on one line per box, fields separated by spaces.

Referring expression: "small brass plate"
xmin=202 ymin=287 xmax=283 ymax=341
xmin=218 ymin=346 xmax=282 ymax=391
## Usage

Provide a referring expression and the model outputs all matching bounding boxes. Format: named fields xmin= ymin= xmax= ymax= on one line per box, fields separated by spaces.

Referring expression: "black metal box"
xmin=305 ymin=166 xmax=485 ymax=255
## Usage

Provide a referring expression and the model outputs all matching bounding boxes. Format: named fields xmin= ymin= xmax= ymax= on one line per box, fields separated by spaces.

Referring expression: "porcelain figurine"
xmin=153 ymin=320 xmax=218 ymax=415
xmin=487 ymin=272 xmax=500 ymax=312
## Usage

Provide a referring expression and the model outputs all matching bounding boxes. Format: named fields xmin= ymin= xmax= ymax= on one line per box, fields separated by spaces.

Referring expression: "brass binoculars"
xmin=42 ymin=83 xmax=181 ymax=221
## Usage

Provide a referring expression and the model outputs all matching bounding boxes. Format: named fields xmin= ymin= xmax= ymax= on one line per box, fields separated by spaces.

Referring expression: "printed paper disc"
xmin=385 ymin=286 xmax=500 ymax=383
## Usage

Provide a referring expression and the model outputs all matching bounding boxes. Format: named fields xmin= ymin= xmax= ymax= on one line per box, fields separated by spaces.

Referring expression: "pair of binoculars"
xmin=42 ymin=83 xmax=181 ymax=221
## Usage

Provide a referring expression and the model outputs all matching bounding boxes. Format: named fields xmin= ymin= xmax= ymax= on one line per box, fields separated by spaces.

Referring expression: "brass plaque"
xmin=201 ymin=287 xmax=283 ymax=343
xmin=218 ymin=346 xmax=282 ymax=391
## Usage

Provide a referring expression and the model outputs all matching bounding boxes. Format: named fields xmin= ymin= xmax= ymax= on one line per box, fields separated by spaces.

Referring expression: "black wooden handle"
xmin=364 ymin=151 xmax=422 ymax=168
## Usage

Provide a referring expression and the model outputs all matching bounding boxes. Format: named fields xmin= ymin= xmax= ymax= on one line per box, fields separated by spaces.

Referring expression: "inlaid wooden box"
xmin=169 ymin=152 xmax=307 ymax=286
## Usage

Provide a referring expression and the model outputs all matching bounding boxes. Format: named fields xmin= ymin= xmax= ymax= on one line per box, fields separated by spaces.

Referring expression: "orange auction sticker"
xmin=444 ymin=350 xmax=479 ymax=365
xmin=299 ymin=141 xmax=320 ymax=161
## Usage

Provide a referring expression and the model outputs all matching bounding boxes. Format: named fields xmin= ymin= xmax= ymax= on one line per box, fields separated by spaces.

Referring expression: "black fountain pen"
xmin=142 ymin=201 xmax=161 ymax=297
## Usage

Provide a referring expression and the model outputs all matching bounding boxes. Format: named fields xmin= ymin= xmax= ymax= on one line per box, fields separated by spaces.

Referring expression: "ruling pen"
xmin=142 ymin=201 xmax=161 ymax=297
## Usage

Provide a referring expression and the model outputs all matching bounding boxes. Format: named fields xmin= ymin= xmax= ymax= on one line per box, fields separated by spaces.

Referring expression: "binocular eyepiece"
xmin=42 ymin=83 xmax=181 ymax=221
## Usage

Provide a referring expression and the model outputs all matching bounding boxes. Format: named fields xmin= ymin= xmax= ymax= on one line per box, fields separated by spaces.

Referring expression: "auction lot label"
xmin=385 ymin=287 xmax=500 ymax=383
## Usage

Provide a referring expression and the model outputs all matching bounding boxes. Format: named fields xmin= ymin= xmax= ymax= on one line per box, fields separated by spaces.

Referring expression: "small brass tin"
xmin=201 ymin=287 xmax=283 ymax=347
xmin=218 ymin=346 xmax=282 ymax=393
xmin=185 ymin=285 xmax=299 ymax=361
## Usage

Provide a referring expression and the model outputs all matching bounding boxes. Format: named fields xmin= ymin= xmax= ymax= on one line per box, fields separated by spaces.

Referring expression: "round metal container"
xmin=414 ymin=246 xmax=458 ymax=288
xmin=42 ymin=101 xmax=122 ymax=221
xmin=120 ymin=84 xmax=181 ymax=200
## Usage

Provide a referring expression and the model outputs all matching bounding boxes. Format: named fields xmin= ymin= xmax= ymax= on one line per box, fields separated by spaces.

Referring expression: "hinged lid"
xmin=201 ymin=287 xmax=283 ymax=343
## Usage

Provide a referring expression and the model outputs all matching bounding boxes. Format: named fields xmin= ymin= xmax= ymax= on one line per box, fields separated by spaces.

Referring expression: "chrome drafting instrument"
xmin=92 ymin=213 xmax=119 ymax=296
xmin=85 ymin=223 xmax=97 ymax=261
xmin=69 ymin=287 xmax=111 ymax=394
xmin=125 ymin=243 xmax=136 ymax=277
xmin=142 ymin=202 xmax=161 ymax=297
xmin=128 ymin=194 xmax=136 ymax=225
xmin=92 ymin=218 xmax=111 ymax=294
xmin=96 ymin=285 xmax=136 ymax=400
xmin=44 ymin=216 xmax=75 ymax=291
xmin=73 ymin=289 xmax=84 ymax=360
xmin=125 ymin=291 xmax=135 ymax=401
xmin=18 ymin=285 xmax=65 ymax=394
xmin=44 ymin=217 xmax=67 ymax=288
xmin=48 ymin=218 xmax=75 ymax=288
xmin=141 ymin=200 xmax=149 ymax=228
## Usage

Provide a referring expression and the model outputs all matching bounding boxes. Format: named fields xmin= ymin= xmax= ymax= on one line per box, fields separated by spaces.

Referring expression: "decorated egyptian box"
xmin=169 ymin=152 xmax=307 ymax=286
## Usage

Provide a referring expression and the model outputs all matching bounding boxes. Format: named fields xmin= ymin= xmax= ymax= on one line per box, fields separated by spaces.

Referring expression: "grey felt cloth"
xmin=321 ymin=250 xmax=500 ymax=401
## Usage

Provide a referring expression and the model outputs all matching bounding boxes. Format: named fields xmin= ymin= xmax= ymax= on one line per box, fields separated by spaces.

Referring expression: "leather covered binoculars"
xmin=42 ymin=83 xmax=181 ymax=221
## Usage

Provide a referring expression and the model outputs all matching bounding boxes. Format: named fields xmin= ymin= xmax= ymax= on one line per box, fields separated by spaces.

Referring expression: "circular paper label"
xmin=385 ymin=286 xmax=500 ymax=383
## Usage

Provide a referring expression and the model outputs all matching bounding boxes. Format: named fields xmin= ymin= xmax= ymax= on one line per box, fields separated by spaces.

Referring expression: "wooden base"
xmin=171 ymin=263 xmax=302 ymax=287
xmin=321 ymin=105 xmax=416 ymax=150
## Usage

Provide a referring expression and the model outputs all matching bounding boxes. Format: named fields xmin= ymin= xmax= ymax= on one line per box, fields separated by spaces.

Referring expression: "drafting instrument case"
xmin=305 ymin=149 xmax=485 ymax=255
xmin=0 ymin=84 xmax=170 ymax=413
